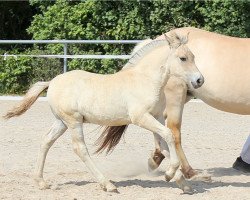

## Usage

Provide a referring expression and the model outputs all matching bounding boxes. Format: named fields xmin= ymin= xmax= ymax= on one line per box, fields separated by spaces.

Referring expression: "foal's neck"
xmin=134 ymin=46 xmax=170 ymax=85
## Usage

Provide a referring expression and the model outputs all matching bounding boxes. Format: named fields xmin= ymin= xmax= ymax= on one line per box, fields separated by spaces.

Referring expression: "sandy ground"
xmin=0 ymin=100 xmax=250 ymax=200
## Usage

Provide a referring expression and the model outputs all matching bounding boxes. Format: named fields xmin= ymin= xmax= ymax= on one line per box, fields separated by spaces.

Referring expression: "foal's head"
xmin=164 ymin=32 xmax=204 ymax=89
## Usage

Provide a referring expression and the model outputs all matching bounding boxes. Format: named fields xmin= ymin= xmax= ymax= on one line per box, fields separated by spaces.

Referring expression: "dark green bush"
xmin=0 ymin=49 xmax=62 ymax=94
xmin=1 ymin=0 xmax=250 ymax=94
xmin=0 ymin=56 xmax=31 ymax=94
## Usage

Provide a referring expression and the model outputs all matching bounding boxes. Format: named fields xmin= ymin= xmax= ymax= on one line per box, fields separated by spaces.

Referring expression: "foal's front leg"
xmin=131 ymin=112 xmax=179 ymax=181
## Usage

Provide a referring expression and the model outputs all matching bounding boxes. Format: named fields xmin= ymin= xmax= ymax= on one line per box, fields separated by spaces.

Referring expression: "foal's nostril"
xmin=196 ymin=77 xmax=204 ymax=86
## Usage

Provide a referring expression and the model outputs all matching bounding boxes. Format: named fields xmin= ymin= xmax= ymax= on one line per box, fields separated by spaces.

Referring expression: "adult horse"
xmin=101 ymin=27 xmax=250 ymax=184
xmin=3 ymin=32 xmax=203 ymax=194
xmin=147 ymin=27 xmax=250 ymax=178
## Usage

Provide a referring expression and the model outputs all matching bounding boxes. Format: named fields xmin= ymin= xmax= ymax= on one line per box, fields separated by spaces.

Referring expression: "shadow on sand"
xmin=56 ymin=167 xmax=249 ymax=194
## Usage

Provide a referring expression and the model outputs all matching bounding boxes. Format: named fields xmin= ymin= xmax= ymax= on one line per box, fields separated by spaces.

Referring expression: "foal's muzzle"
xmin=191 ymin=74 xmax=204 ymax=89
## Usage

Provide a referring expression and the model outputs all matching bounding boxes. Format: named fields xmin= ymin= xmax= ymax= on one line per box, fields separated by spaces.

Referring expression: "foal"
xmin=4 ymin=32 xmax=203 ymax=193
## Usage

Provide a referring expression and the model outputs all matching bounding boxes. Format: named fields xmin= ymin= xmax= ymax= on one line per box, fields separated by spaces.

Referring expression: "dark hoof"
xmin=181 ymin=167 xmax=197 ymax=179
xmin=165 ymin=174 xmax=172 ymax=182
xmin=148 ymin=157 xmax=159 ymax=172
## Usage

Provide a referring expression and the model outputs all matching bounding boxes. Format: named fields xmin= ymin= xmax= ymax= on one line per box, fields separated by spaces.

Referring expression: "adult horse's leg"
xmin=34 ymin=119 xmax=67 ymax=189
xmin=165 ymin=86 xmax=196 ymax=179
xmin=70 ymin=122 xmax=117 ymax=192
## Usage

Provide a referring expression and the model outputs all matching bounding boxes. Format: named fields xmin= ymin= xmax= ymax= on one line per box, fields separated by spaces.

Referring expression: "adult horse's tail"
xmin=3 ymin=81 xmax=50 ymax=119
xmin=95 ymin=125 xmax=128 ymax=154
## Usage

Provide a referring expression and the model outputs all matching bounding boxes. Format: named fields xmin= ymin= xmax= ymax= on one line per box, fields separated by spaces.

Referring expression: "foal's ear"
xmin=183 ymin=32 xmax=190 ymax=44
xmin=164 ymin=34 xmax=172 ymax=48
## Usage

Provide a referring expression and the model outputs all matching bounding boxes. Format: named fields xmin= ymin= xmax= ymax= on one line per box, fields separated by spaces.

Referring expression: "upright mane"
xmin=125 ymin=31 xmax=188 ymax=67
xmin=126 ymin=39 xmax=167 ymax=66
xmin=131 ymin=39 xmax=153 ymax=55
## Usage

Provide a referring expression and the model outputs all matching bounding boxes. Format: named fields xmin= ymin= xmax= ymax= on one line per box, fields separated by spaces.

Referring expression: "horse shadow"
xmin=116 ymin=167 xmax=250 ymax=194
xmin=55 ymin=180 xmax=93 ymax=190
xmin=206 ymin=167 xmax=246 ymax=177
xmin=56 ymin=167 xmax=250 ymax=194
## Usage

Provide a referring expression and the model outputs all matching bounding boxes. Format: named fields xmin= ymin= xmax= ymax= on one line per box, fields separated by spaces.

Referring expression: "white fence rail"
xmin=0 ymin=40 xmax=142 ymax=72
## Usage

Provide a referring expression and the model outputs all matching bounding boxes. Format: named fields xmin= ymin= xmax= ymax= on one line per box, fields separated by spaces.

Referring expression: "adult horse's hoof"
xmin=189 ymin=171 xmax=212 ymax=182
xmin=181 ymin=167 xmax=198 ymax=179
xmin=181 ymin=168 xmax=211 ymax=182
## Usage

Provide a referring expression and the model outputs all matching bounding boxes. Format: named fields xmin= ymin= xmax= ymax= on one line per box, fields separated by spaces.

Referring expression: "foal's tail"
xmin=95 ymin=125 xmax=128 ymax=154
xmin=3 ymin=81 xmax=50 ymax=119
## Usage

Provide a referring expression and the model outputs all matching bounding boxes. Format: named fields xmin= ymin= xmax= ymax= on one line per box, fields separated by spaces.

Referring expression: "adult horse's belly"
xmin=188 ymin=35 xmax=250 ymax=115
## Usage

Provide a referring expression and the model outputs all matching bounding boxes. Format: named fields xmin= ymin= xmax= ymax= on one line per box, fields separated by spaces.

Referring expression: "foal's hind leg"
xmin=34 ymin=119 xmax=67 ymax=189
xmin=70 ymin=124 xmax=117 ymax=192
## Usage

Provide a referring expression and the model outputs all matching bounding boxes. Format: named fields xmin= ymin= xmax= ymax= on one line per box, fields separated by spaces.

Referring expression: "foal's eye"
xmin=180 ymin=57 xmax=187 ymax=62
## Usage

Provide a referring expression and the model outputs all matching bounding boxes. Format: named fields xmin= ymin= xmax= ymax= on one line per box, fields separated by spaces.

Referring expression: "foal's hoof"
xmin=38 ymin=181 xmax=50 ymax=190
xmin=101 ymin=181 xmax=118 ymax=193
xmin=34 ymin=178 xmax=50 ymax=190
xmin=148 ymin=157 xmax=159 ymax=172
xmin=176 ymin=178 xmax=194 ymax=195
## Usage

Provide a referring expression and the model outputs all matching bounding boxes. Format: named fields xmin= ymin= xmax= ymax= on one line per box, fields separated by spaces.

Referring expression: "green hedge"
xmin=0 ymin=49 xmax=61 ymax=94
xmin=1 ymin=0 xmax=250 ymax=94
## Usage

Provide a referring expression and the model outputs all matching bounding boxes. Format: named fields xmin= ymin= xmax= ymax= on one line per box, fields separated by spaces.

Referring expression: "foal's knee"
xmin=72 ymin=142 xmax=88 ymax=161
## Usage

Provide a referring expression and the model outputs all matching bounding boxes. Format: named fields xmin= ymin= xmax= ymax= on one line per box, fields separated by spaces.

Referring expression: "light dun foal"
xmin=4 ymin=32 xmax=203 ymax=193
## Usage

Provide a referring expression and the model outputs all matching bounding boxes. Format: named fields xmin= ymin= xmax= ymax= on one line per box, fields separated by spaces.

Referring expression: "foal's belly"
xmin=82 ymin=111 xmax=131 ymax=126
xmin=78 ymin=101 xmax=131 ymax=126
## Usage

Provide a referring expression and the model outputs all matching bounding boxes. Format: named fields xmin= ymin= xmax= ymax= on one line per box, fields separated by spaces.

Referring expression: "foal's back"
xmin=47 ymin=70 xmax=134 ymax=125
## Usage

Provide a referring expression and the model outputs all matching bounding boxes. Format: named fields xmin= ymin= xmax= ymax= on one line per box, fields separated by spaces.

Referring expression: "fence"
xmin=0 ymin=40 xmax=142 ymax=73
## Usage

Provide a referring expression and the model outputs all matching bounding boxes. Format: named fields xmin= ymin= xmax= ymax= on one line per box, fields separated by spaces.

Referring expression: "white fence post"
xmin=63 ymin=42 xmax=67 ymax=73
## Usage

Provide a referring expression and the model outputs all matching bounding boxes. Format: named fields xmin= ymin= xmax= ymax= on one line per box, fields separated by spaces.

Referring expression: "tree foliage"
xmin=0 ymin=1 xmax=36 ymax=40
xmin=1 ymin=0 xmax=250 ymax=94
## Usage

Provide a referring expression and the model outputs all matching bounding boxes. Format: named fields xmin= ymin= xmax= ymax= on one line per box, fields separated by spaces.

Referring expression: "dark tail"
xmin=95 ymin=125 xmax=128 ymax=154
